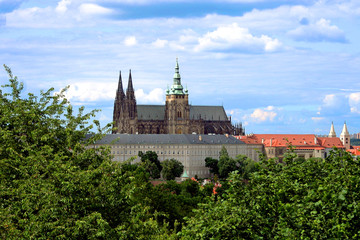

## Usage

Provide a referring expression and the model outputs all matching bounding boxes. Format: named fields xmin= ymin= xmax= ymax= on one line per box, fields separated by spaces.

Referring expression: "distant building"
xmin=348 ymin=146 xmax=360 ymax=156
xmin=235 ymin=133 xmax=345 ymax=161
xmin=88 ymin=134 xmax=262 ymax=178
xmin=112 ymin=59 xmax=244 ymax=135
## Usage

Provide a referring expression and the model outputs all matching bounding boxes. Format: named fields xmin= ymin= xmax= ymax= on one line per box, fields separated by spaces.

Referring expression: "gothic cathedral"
xmin=112 ymin=59 xmax=244 ymax=135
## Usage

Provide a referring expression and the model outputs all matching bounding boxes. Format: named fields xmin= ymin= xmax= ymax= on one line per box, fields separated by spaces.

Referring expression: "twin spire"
xmin=328 ymin=121 xmax=350 ymax=138
xmin=115 ymin=70 xmax=134 ymax=101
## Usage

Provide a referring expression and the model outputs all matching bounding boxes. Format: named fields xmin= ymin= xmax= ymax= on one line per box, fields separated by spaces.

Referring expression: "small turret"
xmin=328 ymin=121 xmax=336 ymax=138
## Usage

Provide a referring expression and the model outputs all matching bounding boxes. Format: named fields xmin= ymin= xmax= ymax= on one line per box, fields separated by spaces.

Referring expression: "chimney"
xmin=270 ymin=138 xmax=272 ymax=147
xmin=314 ymin=137 xmax=317 ymax=145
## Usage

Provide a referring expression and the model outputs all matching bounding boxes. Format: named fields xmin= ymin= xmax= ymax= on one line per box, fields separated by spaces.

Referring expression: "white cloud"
xmin=60 ymin=82 xmax=116 ymax=102
xmin=5 ymin=1 xmax=113 ymax=28
xmin=322 ymin=94 xmax=337 ymax=107
xmin=311 ymin=117 xmax=324 ymax=122
xmin=56 ymin=0 xmax=71 ymax=14
xmin=135 ymin=88 xmax=164 ymax=103
xmin=288 ymin=18 xmax=347 ymax=42
xmin=194 ymin=23 xmax=282 ymax=53
xmin=78 ymin=3 xmax=113 ymax=15
xmin=152 ymin=38 xmax=168 ymax=48
xmin=318 ymin=93 xmax=349 ymax=116
xmin=243 ymin=106 xmax=278 ymax=123
xmin=349 ymin=92 xmax=360 ymax=114
xmin=124 ymin=36 xmax=137 ymax=46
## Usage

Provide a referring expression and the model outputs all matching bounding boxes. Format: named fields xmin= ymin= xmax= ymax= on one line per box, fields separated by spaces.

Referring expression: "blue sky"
xmin=1 ymin=0 xmax=360 ymax=135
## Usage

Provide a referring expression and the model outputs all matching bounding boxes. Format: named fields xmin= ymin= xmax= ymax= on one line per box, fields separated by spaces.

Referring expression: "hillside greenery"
xmin=2 ymin=65 xmax=360 ymax=239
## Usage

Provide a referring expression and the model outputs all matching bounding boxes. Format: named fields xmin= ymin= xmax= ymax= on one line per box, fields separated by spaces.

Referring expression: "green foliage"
xmin=207 ymin=147 xmax=259 ymax=179
xmin=235 ymin=154 xmax=260 ymax=179
xmin=218 ymin=146 xmax=236 ymax=178
xmin=180 ymin=149 xmax=360 ymax=239
xmin=219 ymin=145 xmax=229 ymax=159
xmin=0 ymin=66 xmax=173 ymax=239
xmin=138 ymin=151 xmax=162 ymax=179
xmin=204 ymin=157 xmax=219 ymax=175
xmin=161 ymin=158 xmax=184 ymax=180
xmin=218 ymin=156 xmax=237 ymax=178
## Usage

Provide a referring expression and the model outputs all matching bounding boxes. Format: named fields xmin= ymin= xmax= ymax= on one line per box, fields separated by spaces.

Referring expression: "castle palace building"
xmin=112 ymin=59 xmax=244 ymax=135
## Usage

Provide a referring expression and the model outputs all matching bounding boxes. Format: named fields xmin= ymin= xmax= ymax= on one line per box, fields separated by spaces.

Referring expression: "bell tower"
xmin=340 ymin=122 xmax=350 ymax=149
xmin=165 ymin=58 xmax=190 ymax=134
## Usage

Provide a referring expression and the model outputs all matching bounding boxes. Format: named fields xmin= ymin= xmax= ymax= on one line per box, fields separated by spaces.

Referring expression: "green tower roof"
xmin=168 ymin=58 xmax=187 ymax=95
xmin=181 ymin=169 xmax=189 ymax=178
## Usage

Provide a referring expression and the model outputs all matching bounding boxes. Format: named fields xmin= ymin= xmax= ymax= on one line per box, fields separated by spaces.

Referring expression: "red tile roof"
xmin=234 ymin=134 xmax=344 ymax=149
xmin=317 ymin=137 xmax=345 ymax=149
xmin=348 ymin=146 xmax=360 ymax=156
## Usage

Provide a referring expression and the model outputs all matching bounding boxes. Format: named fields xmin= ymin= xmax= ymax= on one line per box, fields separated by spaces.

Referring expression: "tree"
xmin=161 ymin=158 xmax=184 ymax=180
xmin=180 ymin=149 xmax=360 ymax=239
xmin=138 ymin=151 xmax=162 ymax=179
xmin=219 ymin=145 xmax=229 ymax=159
xmin=218 ymin=146 xmax=237 ymax=178
xmin=235 ymin=154 xmax=259 ymax=179
xmin=218 ymin=157 xmax=237 ymax=178
xmin=0 ymin=65 xmax=177 ymax=239
xmin=205 ymin=157 xmax=219 ymax=175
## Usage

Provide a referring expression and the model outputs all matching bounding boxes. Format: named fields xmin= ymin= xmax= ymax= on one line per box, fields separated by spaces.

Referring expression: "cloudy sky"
xmin=1 ymin=0 xmax=360 ymax=135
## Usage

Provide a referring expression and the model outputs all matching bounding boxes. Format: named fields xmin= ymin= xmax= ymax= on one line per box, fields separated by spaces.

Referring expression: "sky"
xmin=1 ymin=0 xmax=360 ymax=135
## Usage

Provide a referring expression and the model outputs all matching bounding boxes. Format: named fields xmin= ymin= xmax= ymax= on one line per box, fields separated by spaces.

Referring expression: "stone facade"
xmin=112 ymin=59 xmax=244 ymax=135
xmin=89 ymin=134 xmax=262 ymax=178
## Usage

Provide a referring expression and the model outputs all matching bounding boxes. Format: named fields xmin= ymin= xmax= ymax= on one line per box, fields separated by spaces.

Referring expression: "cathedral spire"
xmin=126 ymin=69 xmax=134 ymax=97
xmin=116 ymin=71 xmax=125 ymax=99
xmin=125 ymin=69 xmax=137 ymax=120
xmin=328 ymin=121 xmax=336 ymax=138
xmin=168 ymin=58 xmax=184 ymax=95
xmin=113 ymin=71 xmax=125 ymax=133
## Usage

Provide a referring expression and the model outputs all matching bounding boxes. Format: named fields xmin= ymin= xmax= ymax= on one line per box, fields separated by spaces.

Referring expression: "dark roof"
xmin=137 ymin=105 xmax=228 ymax=121
xmin=190 ymin=106 xmax=228 ymax=121
xmin=137 ymin=105 xmax=164 ymax=120
xmin=90 ymin=134 xmax=244 ymax=145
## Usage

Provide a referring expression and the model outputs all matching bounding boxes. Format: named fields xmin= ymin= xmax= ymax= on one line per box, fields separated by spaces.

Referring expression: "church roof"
xmin=190 ymin=106 xmax=228 ymax=121
xmin=90 ymin=134 xmax=244 ymax=145
xmin=137 ymin=105 xmax=165 ymax=120
xmin=137 ymin=105 xmax=229 ymax=121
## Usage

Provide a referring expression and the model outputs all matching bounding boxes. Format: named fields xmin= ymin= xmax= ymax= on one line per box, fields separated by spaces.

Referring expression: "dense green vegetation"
xmin=2 ymin=65 xmax=360 ymax=239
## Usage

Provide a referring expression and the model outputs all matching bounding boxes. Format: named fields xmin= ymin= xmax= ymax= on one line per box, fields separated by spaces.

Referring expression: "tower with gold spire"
xmin=165 ymin=58 xmax=190 ymax=134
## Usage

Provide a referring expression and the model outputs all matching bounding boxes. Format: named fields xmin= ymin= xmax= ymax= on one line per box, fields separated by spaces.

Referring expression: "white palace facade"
xmin=89 ymin=134 xmax=263 ymax=178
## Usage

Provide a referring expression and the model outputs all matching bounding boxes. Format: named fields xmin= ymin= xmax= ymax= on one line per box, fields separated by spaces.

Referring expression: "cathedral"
xmin=112 ymin=59 xmax=244 ymax=135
